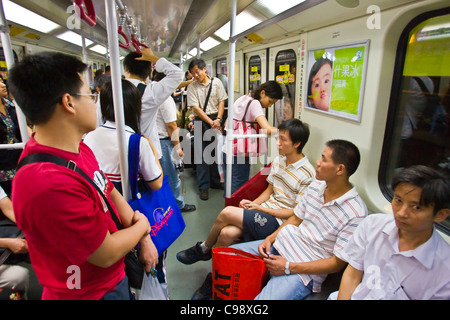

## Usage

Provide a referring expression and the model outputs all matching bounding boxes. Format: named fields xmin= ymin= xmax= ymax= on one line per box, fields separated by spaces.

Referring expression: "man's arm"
xmin=264 ymin=253 xmax=347 ymax=277
xmin=240 ymin=184 xmax=294 ymax=219
xmin=166 ymin=121 xmax=183 ymax=158
xmin=87 ymin=209 xmax=150 ymax=268
xmin=103 ymin=188 xmax=159 ymax=271
xmin=258 ymin=214 xmax=303 ymax=258
xmin=337 ymin=264 xmax=363 ymax=300
xmin=137 ymin=48 xmax=183 ymax=107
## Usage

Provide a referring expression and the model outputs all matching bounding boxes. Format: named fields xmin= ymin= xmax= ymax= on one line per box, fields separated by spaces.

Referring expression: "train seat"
xmin=224 ymin=163 xmax=272 ymax=207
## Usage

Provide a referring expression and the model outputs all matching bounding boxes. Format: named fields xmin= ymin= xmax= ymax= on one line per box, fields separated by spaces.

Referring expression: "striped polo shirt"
xmin=274 ymin=180 xmax=367 ymax=293
xmin=261 ymin=155 xmax=315 ymax=225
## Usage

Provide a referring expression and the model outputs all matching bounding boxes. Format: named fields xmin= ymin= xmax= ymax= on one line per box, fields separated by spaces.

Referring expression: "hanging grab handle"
xmin=118 ymin=26 xmax=130 ymax=49
xmin=131 ymin=34 xmax=148 ymax=54
xmin=73 ymin=0 xmax=96 ymax=27
xmin=117 ymin=6 xmax=129 ymax=49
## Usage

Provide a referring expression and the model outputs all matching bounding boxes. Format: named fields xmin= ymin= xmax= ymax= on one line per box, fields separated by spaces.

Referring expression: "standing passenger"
xmin=123 ymin=48 xmax=184 ymax=159
xmin=224 ymin=81 xmax=283 ymax=194
xmin=187 ymin=58 xmax=228 ymax=200
xmin=9 ymin=52 xmax=154 ymax=300
xmin=153 ymin=71 xmax=196 ymax=213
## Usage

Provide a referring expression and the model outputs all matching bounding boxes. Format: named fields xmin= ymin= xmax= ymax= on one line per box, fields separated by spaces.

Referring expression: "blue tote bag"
xmin=128 ymin=133 xmax=185 ymax=255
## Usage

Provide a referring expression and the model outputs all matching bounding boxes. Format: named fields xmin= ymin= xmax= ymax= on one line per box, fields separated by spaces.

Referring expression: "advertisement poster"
xmin=305 ymin=40 xmax=369 ymax=122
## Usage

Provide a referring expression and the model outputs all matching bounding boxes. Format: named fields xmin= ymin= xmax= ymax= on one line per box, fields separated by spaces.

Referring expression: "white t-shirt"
xmin=83 ymin=121 xmax=162 ymax=184
xmin=0 ymin=185 xmax=6 ymax=200
xmin=232 ymin=94 xmax=265 ymax=123
xmin=127 ymin=58 xmax=183 ymax=158
xmin=156 ymin=96 xmax=177 ymax=139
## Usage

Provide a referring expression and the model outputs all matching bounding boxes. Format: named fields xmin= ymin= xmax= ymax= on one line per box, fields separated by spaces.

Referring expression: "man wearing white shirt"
xmin=335 ymin=165 xmax=450 ymax=300
xmin=123 ymin=48 xmax=184 ymax=159
xmin=154 ymin=71 xmax=196 ymax=213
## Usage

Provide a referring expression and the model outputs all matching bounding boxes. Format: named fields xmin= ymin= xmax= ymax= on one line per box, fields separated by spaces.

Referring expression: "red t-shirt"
xmin=12 ymin=134 xmax=125 ymax=300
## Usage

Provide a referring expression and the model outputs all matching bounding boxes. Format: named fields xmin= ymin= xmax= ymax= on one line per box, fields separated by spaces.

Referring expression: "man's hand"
xmin=139 ymin=236 xmax=159 ymax=273
xmin=135 ymin=48 xmax=159 ymax=64
xmin=264 ymin=255 xmax=287 ymax=276
xmin=132 ymin=210 xmax=151 ymax=237
xmin=258 ymin=237 xmax=273 ymax=259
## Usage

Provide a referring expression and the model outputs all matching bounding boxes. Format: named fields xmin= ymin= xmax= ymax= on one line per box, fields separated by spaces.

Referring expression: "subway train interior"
xmin=0 ymin=0 xmax=449 ymax=301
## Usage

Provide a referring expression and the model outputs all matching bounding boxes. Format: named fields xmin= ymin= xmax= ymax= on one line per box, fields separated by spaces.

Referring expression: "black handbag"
xmin=17 ymin=153 xmax=145 ymax=289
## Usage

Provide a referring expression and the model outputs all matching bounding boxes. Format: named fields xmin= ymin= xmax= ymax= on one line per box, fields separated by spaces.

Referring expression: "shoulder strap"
xmin=128 ymin=133 xmax=142 ymax=201
xmin=203 ymin=77 xmax=214 ymax=112
xmin=137 ymin=83 xmax=147 ymax=97
xmin=241 ymin=100 xmax=253 ymax=123
xmin=17 ymin=153 xmax=124 ymax=230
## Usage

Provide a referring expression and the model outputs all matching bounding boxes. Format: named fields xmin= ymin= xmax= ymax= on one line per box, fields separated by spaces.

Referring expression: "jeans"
xmin=231 ymin=240 xmax=313 ymax=300
xmin=159 ymin=139 xmax=185 ymax=209
xmin=100 ymin=275 xmax=131 ymax=300
xmin=223 ymin=153 xmax=250 ymax=196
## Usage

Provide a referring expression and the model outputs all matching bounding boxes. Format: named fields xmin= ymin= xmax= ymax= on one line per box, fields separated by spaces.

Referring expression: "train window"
xmin=216 ymin=58 xmax=228 ymax=77
xmin=248 ymin=55 xmax=262 ymax=94
xmin=274 ymin=49 xmax=296 ymax=126
xmin=380 ymin=10 xmax=450 ymax=234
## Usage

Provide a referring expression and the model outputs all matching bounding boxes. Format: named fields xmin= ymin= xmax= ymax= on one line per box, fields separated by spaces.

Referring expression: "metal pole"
xmin=105 ymin=0 xmax=130 ymax=200
xmin=0 ymin=0 xmax=29 ymax=146
xmin=225 ymin=0 xmax=237 ymax=198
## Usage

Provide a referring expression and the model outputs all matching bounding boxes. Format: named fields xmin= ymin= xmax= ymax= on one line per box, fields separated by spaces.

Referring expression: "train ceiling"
xmin=2 ymin=0 xmax=420 ymax=63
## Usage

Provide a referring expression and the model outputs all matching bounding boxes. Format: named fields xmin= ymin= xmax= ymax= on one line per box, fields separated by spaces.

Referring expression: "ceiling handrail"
xmin=73 ymin=0 xmax=96 ymax=27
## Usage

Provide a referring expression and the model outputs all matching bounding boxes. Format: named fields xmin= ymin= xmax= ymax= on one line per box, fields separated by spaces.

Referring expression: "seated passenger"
xmin=333 ymin=165 xmax=450 ymax=300
xmin=8 ymin=52 xmax=155 ymax=300
xmin=176 ymin=119 xmax=315 ymax=266
xmin=231 ymin=139 xmax=367 ymax=300
xmin=0 ymin=186 xmax=29 ymax=299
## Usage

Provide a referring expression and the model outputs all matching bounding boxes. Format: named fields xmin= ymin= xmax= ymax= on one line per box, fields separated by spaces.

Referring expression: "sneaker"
xmin=180 ymin=204 xmax=196 ymax=212
xmin=176 ymin=242 xmax=212 ymax=265
xmin=199 ymin=189 xmax=209 ymax=200
xmin=191 ymin=272 xmax=212 ymax=300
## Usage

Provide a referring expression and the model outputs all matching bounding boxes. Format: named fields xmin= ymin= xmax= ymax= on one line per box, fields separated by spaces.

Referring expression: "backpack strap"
xmin=137 ymin=83 xmax=146 ymax=97
xmin=16 ymin=153 xmax=123 ymax=230
xmin=202 ymin=77 xmax=214 ymax=112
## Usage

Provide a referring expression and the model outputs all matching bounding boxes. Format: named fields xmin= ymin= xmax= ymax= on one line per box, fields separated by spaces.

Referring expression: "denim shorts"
xmin=242 ymin=209 xmax=280 ymax=242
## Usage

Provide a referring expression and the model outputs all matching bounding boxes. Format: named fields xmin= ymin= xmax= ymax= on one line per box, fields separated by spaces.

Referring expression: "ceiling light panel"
xmin=3 ymin=0 xmax=60 ymax=34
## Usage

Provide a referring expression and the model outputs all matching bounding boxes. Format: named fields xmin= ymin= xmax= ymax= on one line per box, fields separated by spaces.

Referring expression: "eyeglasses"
xmin=71 ymin=92 xmax=98 ymax=103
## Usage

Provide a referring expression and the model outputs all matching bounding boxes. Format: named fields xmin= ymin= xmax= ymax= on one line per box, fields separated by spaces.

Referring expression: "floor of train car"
xmin=23 ymin=167 xmax=339 ymax=300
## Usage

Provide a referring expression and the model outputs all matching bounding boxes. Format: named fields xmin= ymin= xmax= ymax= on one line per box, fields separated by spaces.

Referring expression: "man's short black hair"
xmin=188 ymin=58 xmax=206 ymax=72
xmin=8 ymin=52 xmax=87 ymax=125
xmin=392 ymin=165 xmax=450 ymax=215
xmin=325 ymin=139 xmax=361 ymax=177
xmin=278 ymin=119 xmax=310 ymax=154
xmin=123 ymin=52 xmax=151 ymax=79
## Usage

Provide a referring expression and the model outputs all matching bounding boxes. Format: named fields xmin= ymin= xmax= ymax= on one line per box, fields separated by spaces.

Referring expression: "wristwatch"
xmin=216 ymin=118 xmax=222 ymax=123
xmin=285 ymin=261 xmax=290 ymax=275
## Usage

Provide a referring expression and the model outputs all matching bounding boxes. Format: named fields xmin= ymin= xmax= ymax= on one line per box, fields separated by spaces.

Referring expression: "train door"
xmin=244 ymin=50 xmax=268 ymax=174
xmin=244 ymin=49 xmax=267 ymax=95
xmin=268 ymin=44 xmax=298 ymax=127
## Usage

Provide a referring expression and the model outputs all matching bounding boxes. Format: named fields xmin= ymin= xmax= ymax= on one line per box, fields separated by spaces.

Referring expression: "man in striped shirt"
xmin=176 ymin=119 xmax=315 ymax=264
xmin=233 ymin=139 xmax=367 ymax=300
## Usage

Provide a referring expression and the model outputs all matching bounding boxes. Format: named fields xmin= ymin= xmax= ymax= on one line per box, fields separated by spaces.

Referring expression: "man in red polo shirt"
xmin=9 ymin=52 xmax=156 ymax=300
